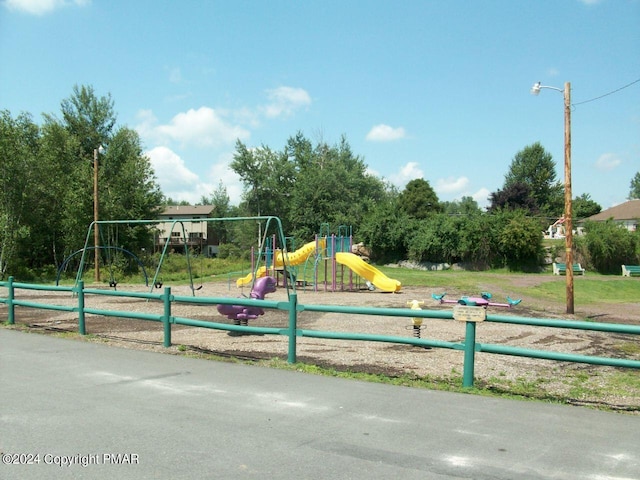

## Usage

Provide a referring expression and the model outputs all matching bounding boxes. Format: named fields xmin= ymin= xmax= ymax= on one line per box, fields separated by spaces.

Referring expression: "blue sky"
xmin=1 ymin=0 xmax=639 ymax=211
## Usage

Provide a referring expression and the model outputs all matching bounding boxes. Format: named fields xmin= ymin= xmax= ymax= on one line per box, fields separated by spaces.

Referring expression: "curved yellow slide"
xmin=335 ymin=252 xmax=401 ymax=292
xmin=236 ymin=239 xmax=325 ymax=287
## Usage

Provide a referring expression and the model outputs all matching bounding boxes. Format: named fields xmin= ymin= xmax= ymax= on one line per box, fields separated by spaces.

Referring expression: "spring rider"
xmin=217 ymin=276 xmax=277 ymax=329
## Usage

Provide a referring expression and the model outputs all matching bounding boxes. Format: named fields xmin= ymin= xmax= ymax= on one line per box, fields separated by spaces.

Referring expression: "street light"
xmin=93 ymin=145 xmax=105 ymax=283
xmin=531 ymin=81 xmax=574 ymax=314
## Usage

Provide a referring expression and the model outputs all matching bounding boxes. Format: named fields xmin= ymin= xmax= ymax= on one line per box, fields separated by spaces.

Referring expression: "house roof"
xmin=159 ymin=205 xmax=215 ymax=217
xmin=584 ymin=199 xmax=640 ymax=222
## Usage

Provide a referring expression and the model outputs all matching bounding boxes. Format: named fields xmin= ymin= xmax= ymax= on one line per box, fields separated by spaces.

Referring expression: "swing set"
xmin=67 ymin=216 xmax=292 ymax=297
xmin=69 ymin=219 xmax=204 ymax=295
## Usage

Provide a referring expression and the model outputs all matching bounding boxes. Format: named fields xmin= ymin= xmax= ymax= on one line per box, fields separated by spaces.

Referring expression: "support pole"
xmin=7 ymin=276 xmax=14 ymax=325
xmin=462 ymin=321 xmax=477 ymax=388
xmin=77 ymin=280 xmax=85 ymax=335
xmin=287 ymin=292 xmax=298 ymax=363
xmin=564 ymin=82 xmax=574 ymax=314
xmin=93 ymin=148 xmax=100 ymax=283
xmin=163 ymin=286 xmax=172 ymax=347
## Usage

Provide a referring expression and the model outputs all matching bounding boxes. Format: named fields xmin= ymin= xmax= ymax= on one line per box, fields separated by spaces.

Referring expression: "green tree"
xmin=288 ymin=136 xmax=385 ymax=240
xmin=458 ymin=213 xmax=499 ymax=269
xmin=442 ymin=196 xmax=482 ymax=216
xmin=209 ymin=180 xmax=233 ymax=245
xmin=60 ymin=84 xmax=115 ymax=158
xmin=407 ymin=214 xmax=463 ymax=264
xmin=502 ymin=142 xmax=563 ymax=216
xmin=97 ymin=127 xmax=163 ymax=251
xmin=358 ymin=189 xmax=414 ymax=262
xmin=232 ymin=133 xmax=386 ymax=243
xmin=0 ymin=111 xmax=40 ymax=278
xmin=582 ymin=220 xmax=639 ymax=273
xmin=573 ymin=193 xmax=601 ymax=219
xmin=629 ymin=172 xmax=640 ymax=200
xmin=496 ymin=210 xmax=544 ymax=270
xmin=231 ymin=141 xmax=295 ymax=231
xmin=49 ymin=103 xmax=161 ymax=254
xmin=398 ymin=178 xmax=441 ymax=219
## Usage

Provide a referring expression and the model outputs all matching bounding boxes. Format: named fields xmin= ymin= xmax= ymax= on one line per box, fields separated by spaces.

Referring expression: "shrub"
xmin=582 ymin=220 xmax=640 ymax=274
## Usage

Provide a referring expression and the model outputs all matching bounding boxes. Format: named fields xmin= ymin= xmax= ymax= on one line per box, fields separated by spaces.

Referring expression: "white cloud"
xmin=471 ymin=188 xmax=491 ymax=209
xmin=262 ymin=86 xmax=311 ymax=118
xmin=146 ymin=146 xmax=244 ymax=205
xmin=206 ymin=153 xmax=243 ymax=205
xmin=435 ymin=176 xmax=470 ymax=195
xmin=137 ymin=107 xmax=250 ymax=148
xmin=147 ymin=146 xmax=200 ymax=188
xmin=387 ymin=162 xmax=423 ymax=188
xmin=595 ymin=153 xmax=621 ymax=171
xmin=4 ymin=0 xmax=89 ymax=15
xmin=366 ymin=124 xmax=406 ymax=142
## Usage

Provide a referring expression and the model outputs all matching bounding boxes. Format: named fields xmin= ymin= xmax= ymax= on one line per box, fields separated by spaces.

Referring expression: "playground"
xmin=7 ymin=273 xmax=640 ymax=410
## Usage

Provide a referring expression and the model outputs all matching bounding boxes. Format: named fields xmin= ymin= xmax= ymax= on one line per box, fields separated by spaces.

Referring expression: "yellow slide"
xmin=335 ymin=252 xmax=401 ymax=293
xmin=236 ymin=239 xmax=325 ymax=287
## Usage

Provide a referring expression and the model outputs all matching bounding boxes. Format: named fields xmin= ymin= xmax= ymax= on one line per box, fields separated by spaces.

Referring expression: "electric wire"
xmin=573 ymin=76 xmax=640 ymax=106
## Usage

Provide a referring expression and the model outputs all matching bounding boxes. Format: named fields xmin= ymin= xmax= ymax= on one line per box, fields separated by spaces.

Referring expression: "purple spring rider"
xmin=216 ymin=276 xmax=277 ymax=327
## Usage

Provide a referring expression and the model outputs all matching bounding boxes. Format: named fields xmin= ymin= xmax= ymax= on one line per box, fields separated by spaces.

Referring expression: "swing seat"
xmin=154 ymin=281 xmax=163 ymax=289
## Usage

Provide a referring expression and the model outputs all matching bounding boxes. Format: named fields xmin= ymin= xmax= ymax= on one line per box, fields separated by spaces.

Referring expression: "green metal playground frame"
xmin=73 ymin=216 xmax=294 ymax=296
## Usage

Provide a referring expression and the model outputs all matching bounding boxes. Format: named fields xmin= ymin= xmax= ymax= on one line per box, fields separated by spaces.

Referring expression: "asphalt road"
xmin=1 ymin=328 xmax=638 ymax=480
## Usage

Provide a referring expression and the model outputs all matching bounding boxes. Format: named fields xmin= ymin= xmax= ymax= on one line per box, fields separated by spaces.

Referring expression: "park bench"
xmin=622 ymin=265 xmax=640 ymax=277
xmin=552 ymin=262 xmax=585 ymax=275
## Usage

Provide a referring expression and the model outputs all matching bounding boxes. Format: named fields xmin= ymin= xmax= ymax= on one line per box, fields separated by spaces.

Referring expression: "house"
xmin=155 ymin=205 xmax=219 ymax=256
xmin=580 ymin=199 xmax=640 ymax=232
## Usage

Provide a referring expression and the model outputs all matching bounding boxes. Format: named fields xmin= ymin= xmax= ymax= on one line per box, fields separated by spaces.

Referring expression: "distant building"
xmin=580 ymin=199 xmax=640 ymax=232
xmin=154 ymin=205 xmax=219 ymax=256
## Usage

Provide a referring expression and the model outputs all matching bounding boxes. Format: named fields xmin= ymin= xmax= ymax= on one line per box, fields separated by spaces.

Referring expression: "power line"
xmin=573 ymin=76 xmax=640 ymax=106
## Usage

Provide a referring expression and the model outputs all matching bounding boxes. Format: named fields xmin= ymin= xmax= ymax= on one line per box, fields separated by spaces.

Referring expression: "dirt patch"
xmin=3 ymin=277 xmax=640 ymax=411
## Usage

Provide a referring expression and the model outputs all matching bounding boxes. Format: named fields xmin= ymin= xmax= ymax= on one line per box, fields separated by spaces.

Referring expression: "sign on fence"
xmin=453 ymin=305 xmax=486 ymax=322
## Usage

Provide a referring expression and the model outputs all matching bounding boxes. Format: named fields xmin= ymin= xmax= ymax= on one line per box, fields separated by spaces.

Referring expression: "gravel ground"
xmin=3 ymin=277 xmax=640 ymax=411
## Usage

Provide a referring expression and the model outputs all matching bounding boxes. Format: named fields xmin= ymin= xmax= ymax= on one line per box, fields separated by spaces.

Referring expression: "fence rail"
xmin=2 ymin=276 xmax=639 ymax=388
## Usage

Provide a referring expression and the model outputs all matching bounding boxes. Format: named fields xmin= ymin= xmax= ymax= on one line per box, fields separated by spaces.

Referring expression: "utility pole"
xmin=564 ymin=82 xmax=574 ymax=314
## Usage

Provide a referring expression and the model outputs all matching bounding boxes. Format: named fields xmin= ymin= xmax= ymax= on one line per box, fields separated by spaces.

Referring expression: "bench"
xmin=552 ymin=262 xmax=585 ymax=275
xmin=622 ymin=265 xmax=640 ymax=277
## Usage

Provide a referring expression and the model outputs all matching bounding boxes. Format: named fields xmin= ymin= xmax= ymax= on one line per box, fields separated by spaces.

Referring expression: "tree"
xmin=442 ymin=196 xmax=482 ymax=216
xmin=209 ymin=180 xmax=233 ymax=245
xmin=488 ymin=182 xmax=537 ymax=213
xmin=573 ymin=193 xmax=601 ymax=219
xmin=497 ymin=210 xmax=544 ymax=270
xmin=231 ymin=141 xmax=295 ymax=230
xmin=398 ymin=178 xmax=441 ymax=219
xmin=629 ymin=172 xmax=640 ymax=200
xmin=232 ymin=134 xmax=386 ymax=243
xmin=0 ymin=111 xmax=40 ymax=278
xmin=47 ymin=87 xmax=162 ymax=255
xmin=358 ymin=189 xmax=413 ymax=262
xmin=287 ymin=135 xmax=386 ymax=240
xmin=501 ymin=142 xmax=563 ymax=216
xmin=96 ymin=126 xmax=163 ymax=251
xmin=59 ymin=84 xmax=116 ymax=158
xmin=0 ymin=87 xmax=164 ymax=279
xmin=407 ymin=214 xmax=463 ymax=264
xmin=582 ymin=219 xmax=639 ymax=273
